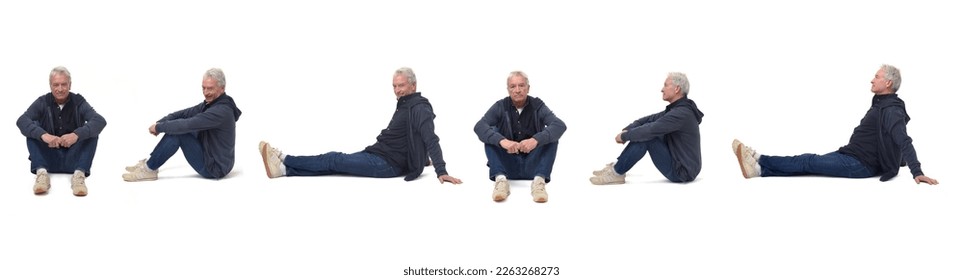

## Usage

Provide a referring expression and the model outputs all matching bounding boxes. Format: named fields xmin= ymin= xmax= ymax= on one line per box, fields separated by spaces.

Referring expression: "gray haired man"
xmin=123 ymin=68 xmax=243 ymax=181
xmin=17 ymin=66 xmax=107 ymax=196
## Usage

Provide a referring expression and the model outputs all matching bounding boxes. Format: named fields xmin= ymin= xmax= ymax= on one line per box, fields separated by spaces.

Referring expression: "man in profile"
xmin=122 ymin=68 xmax=242 ymax=181
xmin=259 ymin=67 xmax=462 ymax=185
xmin=732 ymin=64 xmax=938 ymax=185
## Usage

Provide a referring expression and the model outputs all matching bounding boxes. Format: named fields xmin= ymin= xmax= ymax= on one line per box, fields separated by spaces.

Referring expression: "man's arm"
xmin=16 ymin=96 xmax=49 ymax=140
xmin=882 ymin=107 xmax=933 ymax=183
xmin=623 ymin=111 xmax=666 ymax=131
xmin=413 ymin=104 xmax=447 ymax=177
xmin=530 ymin=102 xmax=566 ymax=146
xmin=414 ymin=104 xmax=462 ymax=184
xmin=155 ymin=104 xmax=232 ymax=135
xmin=620 ymin=108 xmax=689 ymax=142
xmin=157 ymin=104 xmax=200 ymax=123
xmin=72 ymin=99 xmax=107 ymax=140
xmin=473 ymin=101 xmax=507 ymax=145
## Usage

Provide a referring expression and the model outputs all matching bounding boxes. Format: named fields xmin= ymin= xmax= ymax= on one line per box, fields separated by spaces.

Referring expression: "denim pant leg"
xmin=484 ymin=144 xmax=524 ymax=181
xmin=177 ymin=134 xmax=214 ymax=178
xmin=759 ymin=151 xmax=876 ymax=178
xmin=146 ymin=133 xmax=214 ymax=178
xmin=63 ymin=137 xmax=98 ymax=176
xmin=522 ymin=142 xmax=558 ymax=183
xmin=613 ymin=137 xmax=683 ymax=182
xmin=284 ymin=151 xmax=402 ymax=178
xmin=27 ymin=138 xmax=65 ymax=174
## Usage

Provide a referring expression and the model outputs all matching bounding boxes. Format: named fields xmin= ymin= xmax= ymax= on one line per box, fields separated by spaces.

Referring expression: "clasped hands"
xmin=41 ymin=133 xmax=79 ymax=148
xmin=500 ymin=138 xmax=538 ymax=154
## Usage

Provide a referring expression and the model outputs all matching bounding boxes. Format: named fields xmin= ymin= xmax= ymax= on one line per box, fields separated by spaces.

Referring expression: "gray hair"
xmin=667 ymin=72 xmax=689 ymax=95
xmin=394 ymin=67 xmax=417 ymax=84
xmin=204 ymin=68 xmax=227 ymax=88
xmin=880 ymin=64 xmax=901 ymax=92
xmin=507 ymin=71 xmax=530 ymax=85
xmin=49 ymin=66 xmax=71 ymax=83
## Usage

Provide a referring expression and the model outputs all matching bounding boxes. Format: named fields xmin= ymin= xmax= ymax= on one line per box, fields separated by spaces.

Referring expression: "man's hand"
xmin=438 ymin=174 xmax=463 ymax=184
xmin=915 ymin=175 xmax=939 ymax=185
xmin=615 ymin=131 xmax=626 ymax=144
xmin=149 ymin=123 xmax=159 ymax=136
xmin=519 ymin=138 xmax=538 ymax=153
xmin=41 ymin=133 xmax=62 ymax=148
xmin=500 ymin=139 xmax=520 ymax=154
xmin=60 ymin=133 xmax=79 ymax=148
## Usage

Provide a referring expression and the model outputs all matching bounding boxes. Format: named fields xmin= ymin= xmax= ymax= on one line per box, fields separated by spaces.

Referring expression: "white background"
xmin=1 ymin=0 xmax=959 ymax=279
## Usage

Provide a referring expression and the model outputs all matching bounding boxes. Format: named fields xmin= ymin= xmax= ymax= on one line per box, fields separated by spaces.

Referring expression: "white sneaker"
xmin=72 ymin=172 xmax=88 ymax=197
xmin=492 ymin=177 xmax=510 ymax=202
xmin=259 ymin=141 xmax=284 ymax=178
xmin=531 ymin=177 xmax=548 ymax=203
xmin=125 ymin=158 xmax=147 ymax=172
xmin=123 ymin=164 xmax=158 ymax=182
xmin=589 ymin=164 xmax=626 ymax=185
xmin=592 ymin=162 xmax=615 ymax=176
xmin=732 ymin=139 xmax=761 ymax=178
xmin=34 ymin=170 xmax=50 ymax=195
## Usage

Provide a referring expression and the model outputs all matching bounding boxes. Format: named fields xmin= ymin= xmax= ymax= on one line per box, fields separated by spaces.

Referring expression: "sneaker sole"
xmin=123 ymin=177 xmax=158 ymax=182
xmin=259 ymin=142 xmax=278 ymax=179
xmin=735 ymin=144 xmax=750 ymax=179
xmin=590 ymin=180 xmax=626 ymax=185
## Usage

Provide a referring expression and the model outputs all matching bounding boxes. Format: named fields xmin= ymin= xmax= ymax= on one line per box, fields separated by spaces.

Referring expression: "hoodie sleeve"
xmin=473 ymin=101 xmax=507 ymax=146
xmin=623 ymin=111 xmax=666 ymax=131
xmin=620 ymin=107 xmax=689 ymax=142
xmin=412 ymin=103 xmax=448 ymax=177
xmin=531 ymin=101 xmax=566 ymax=146
xmin=16 ymin=96 xmax=49 ymax=140
xmin=72 ymin=97 xmax=107 ymax=140
xmin=157 ymin=104 xmax=200 ymax=123
xmin=882 ymin=107 xmax=923 ymax=178
xmin=155 ymin=104 xmax=233 ymax=135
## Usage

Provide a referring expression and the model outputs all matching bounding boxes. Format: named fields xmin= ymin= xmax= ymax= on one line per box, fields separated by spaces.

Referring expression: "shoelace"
xmin=743 ymin=145 xmax=758 ymax=159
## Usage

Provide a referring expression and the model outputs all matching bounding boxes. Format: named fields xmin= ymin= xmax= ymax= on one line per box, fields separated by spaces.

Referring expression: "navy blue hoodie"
xmin=155 ymin=94 xmax=242 ymax=178
xmin=838 ymin=94 xmax=923 ymax=181
xmin=365 ymin=92 xmax=450 ymax=181
xmin=473 ymin=96 xmax=567 ymax=147
xmin=620 ymin=97 xmax=704 ymax=182
xmin=17 ymin=92 xmax=107 ymax=141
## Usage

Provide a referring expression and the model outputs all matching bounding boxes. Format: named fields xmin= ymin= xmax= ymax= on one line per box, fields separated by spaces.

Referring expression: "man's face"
xmin=393 ymin=75 xmax=416 ymax=99
xmin=870 ymin=68 xmax=892 ymax=94
xmin=202 ymin=77 xmax=224 ymax=103
xmin=661 ymin=77 xmax=681 ymax=102
xmin=49 ymin=74 xmax=71 ymax=104
xmin=507 ymin=75 xmax=529 ymax=106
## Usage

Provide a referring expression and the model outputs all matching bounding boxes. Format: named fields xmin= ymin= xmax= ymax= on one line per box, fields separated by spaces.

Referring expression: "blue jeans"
xmin=26 ymin=137 xmax=98 ymax=176
xmin=759 ymin=151 xmax=876 ymax=178
xmin=484 ymin=142 xmax=558 ymax=182
xmin=145 ymin=133 xmax=215 ymax=178
xmin=284 ymin=151 xmax=403 ymax=178
xmin=613 ymin=137 xmax=684 ymax=182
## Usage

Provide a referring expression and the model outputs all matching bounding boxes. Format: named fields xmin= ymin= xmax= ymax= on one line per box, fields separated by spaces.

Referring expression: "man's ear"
xmin=885 ymin=79 xmax=893 ymax=89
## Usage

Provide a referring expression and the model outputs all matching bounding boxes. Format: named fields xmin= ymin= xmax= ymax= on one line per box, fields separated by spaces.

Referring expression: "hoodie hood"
xmin=209 ymin=93 xmax=242 ymax=121
xmin=667 ymin=97 xmax=704 ymax=124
